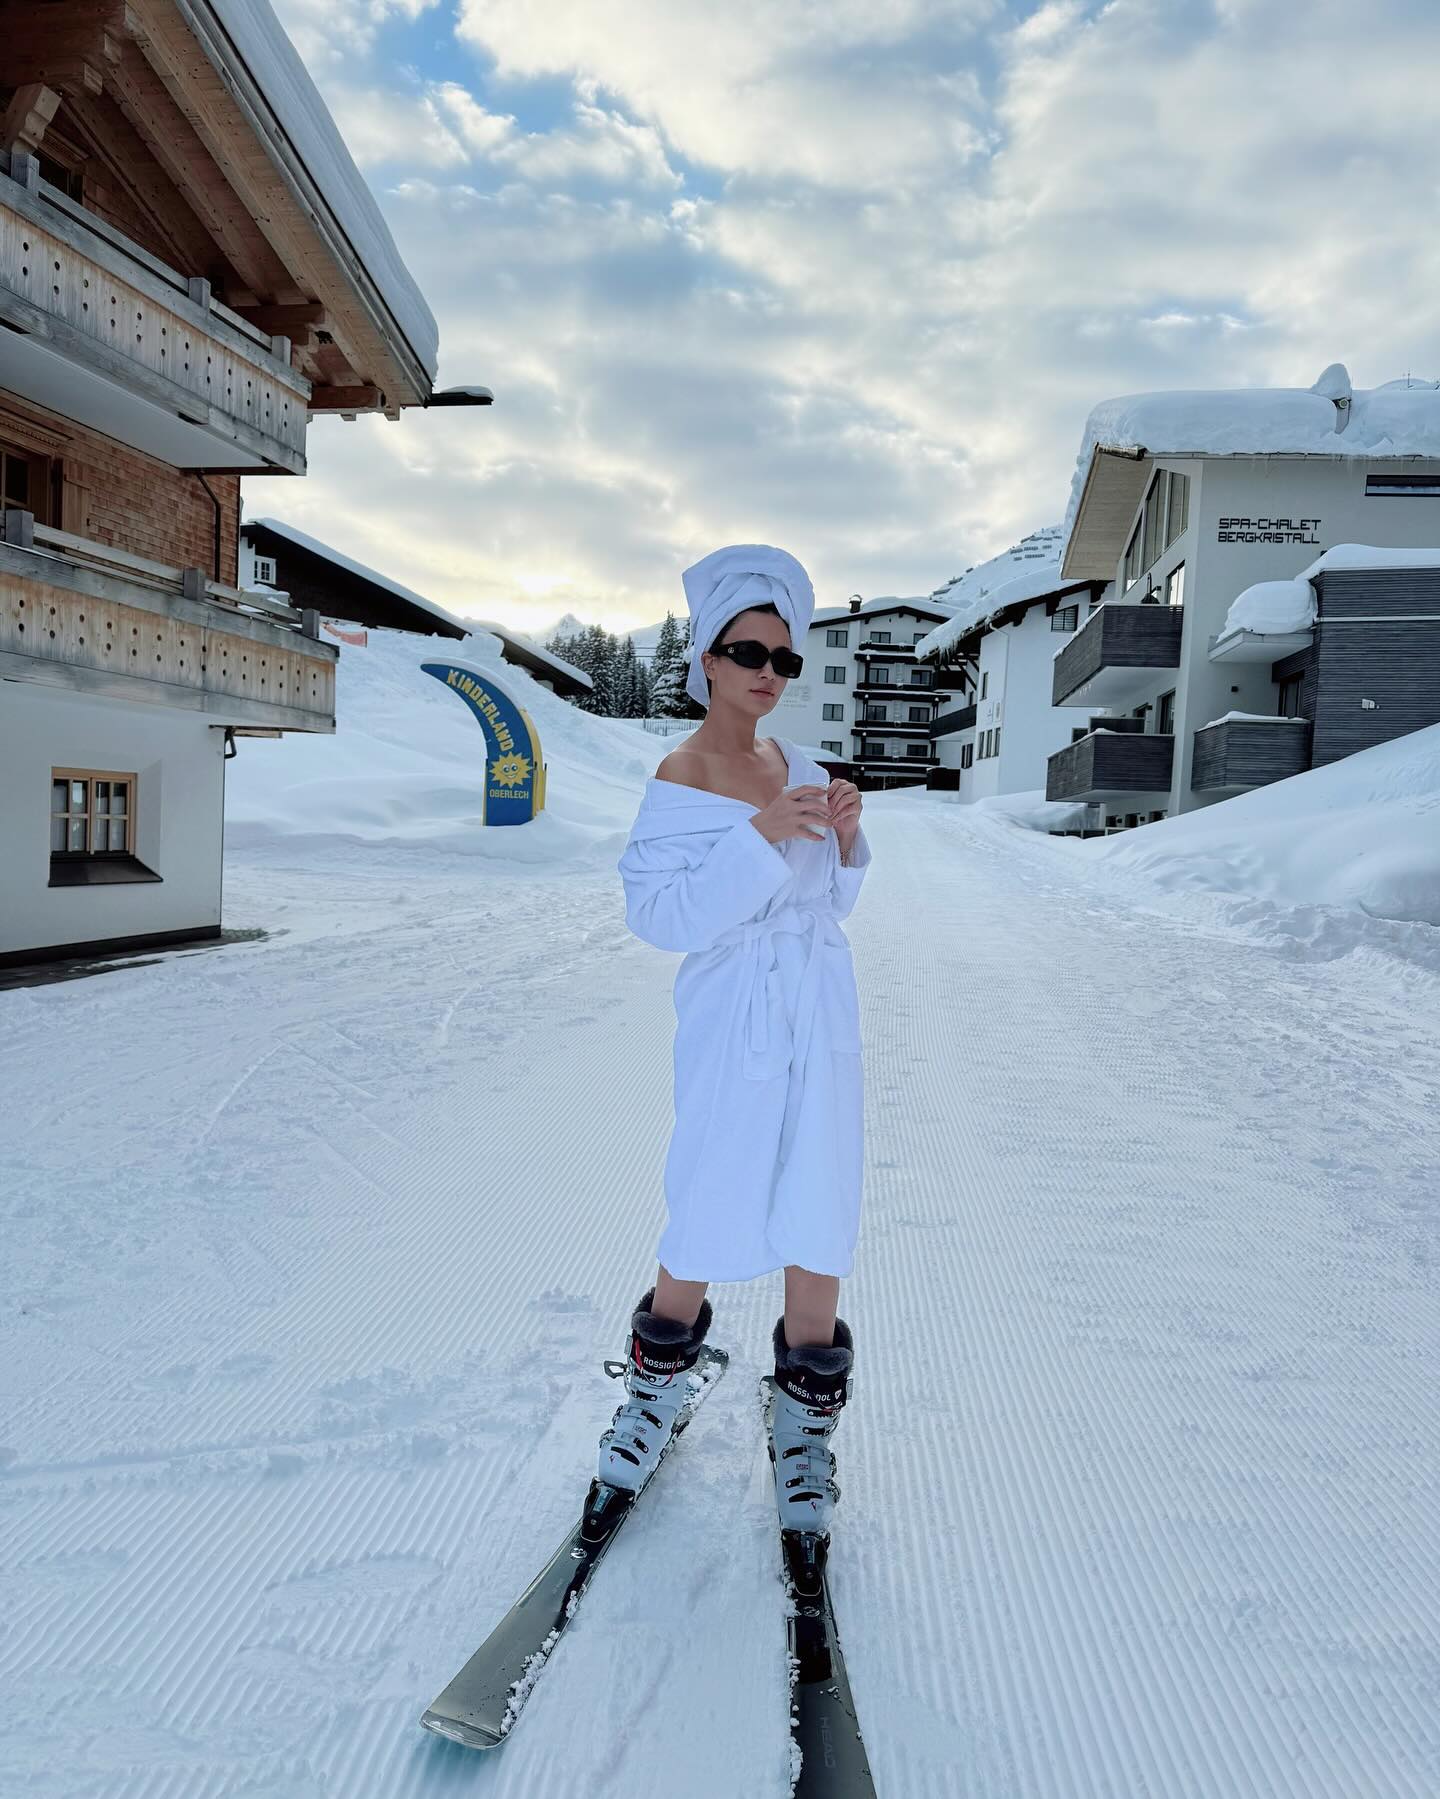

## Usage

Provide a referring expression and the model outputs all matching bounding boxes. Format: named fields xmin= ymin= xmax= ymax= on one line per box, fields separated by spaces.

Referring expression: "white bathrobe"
xmin=618 ymin=737 xmax=873 ymax=1282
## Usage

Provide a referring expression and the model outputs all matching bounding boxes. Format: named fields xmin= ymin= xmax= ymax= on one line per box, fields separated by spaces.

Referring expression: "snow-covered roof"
xmin=466 ymin=621 xmax=593 ymax=691
xmin=244 ymin=518 xmax=468 ymax=636
xmin=1297 ymin=543 xmax=1440 ymax=576
xmin=1061 ymin=366 xmax=1440 ymax=576
xmin=810 ymin=595 xmax=944 ymax=626
xmin=913 ymin=526 xmax=1091 ymax=659
xmin=202 ymin=0 xmax=439 ymax=385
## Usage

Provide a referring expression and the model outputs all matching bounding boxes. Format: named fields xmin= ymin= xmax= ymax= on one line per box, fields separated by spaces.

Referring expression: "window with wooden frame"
xmin=1 ymin=438 xmax=57 ymax=527
xmin=49 ymin=767 xmax=160 ymax=887
xmin=51 ymin=769 xmax=136 ymax=858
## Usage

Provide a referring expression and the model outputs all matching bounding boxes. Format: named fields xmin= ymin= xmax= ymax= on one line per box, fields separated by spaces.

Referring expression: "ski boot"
xmin=583 ymin=1287 xmax=713 ymax=1541
xmin=764 ymin=1315 xmax=855 ymax=1599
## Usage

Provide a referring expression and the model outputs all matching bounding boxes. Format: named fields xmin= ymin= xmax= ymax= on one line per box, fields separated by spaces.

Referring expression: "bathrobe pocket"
xmin=821 ymin=942 xmax=864 ymax=1054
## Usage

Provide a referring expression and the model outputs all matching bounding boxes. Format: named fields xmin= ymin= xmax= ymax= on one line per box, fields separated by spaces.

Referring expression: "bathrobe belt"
xmin=710 ymin=903 xmax=847 ymax=1165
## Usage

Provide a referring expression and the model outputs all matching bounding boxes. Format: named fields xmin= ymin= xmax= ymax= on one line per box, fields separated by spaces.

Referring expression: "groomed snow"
xmin=204 ymin=0 xmax=440 ymax=382
xmin=2 ymin=628 xmax=1437 ymax=1795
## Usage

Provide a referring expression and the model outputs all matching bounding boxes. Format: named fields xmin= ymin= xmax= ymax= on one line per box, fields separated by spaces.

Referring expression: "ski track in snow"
xmin=1 ymin=802 xmax=1437 ymax=1796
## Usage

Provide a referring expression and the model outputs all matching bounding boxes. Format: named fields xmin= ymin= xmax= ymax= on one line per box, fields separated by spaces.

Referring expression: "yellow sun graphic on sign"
xmin=490 ymin=751 xmax=532 ymax=787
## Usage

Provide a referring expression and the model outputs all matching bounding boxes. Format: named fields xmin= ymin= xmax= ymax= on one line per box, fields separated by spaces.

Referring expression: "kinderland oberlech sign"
xmin=421 ymin=661 xmax=547 ymax=825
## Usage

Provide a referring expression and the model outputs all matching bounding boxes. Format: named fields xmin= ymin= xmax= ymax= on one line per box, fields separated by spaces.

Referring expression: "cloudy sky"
xmin=262 ymin=0 xmax=1440 ymax=640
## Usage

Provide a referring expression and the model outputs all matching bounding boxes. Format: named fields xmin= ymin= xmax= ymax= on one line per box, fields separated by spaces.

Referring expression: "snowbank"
xmin=224 ymin=626 xmax=660 ymax=865
xmin=970 ymin=789 xmax=1094 ymax=832
xmin=1075 ymin=722 xmax=1440 ymax=928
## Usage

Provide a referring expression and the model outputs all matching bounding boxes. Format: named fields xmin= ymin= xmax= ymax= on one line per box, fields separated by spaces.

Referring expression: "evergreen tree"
xmin=650 ymin=612 xmax=689 ymax=719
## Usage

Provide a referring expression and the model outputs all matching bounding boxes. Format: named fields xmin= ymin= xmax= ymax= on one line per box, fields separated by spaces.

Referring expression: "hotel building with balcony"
xmin=0 ymin=0 xmax=483 ymax=965
xmin=913 ymin=526 xmax=1107 ymax=801
xmin=759 ymin=594 xmax=957 ymax=789
xmin=1045 ymin=365 xmax=1440 ymax=831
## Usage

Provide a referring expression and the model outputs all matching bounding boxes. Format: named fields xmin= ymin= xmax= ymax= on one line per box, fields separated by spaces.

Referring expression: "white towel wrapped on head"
xmin=681 ymin=544 xmax=816 ymax=710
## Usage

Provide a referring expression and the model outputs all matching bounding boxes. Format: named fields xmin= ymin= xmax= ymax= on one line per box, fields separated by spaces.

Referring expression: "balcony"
xmin=1052 ymin=602 xmax=1184 ymax=707
xmin=853 ymin=716 xmax=932 ymax=733
xmin=1046 ymin=730 xmax=1174 ymax=803
xmin=934 ymin=702 xmax=976 ymax=735
xmin=856 ymin=639 xmax=916 ymax=656
xmin=854 ymin=677 xmax=935 ymax=695
xmin=1191 ymin=718 xmax=1310 ymax=792
xmin=0 ymin=160 xmax=309 ymax=474
xmin=0 ymin=517 xmax=335 ymax=732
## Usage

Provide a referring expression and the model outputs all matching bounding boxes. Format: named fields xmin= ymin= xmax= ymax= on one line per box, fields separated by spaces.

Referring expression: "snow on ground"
xmin=2 ymin=633 xmax=1438 ymax=1796
xmin=1073 ymin=722 xmax=1440 ymax=941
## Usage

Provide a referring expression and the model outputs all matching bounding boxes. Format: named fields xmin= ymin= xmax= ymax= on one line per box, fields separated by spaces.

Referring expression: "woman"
xmin=595 ymin=543 xmax=873 ymax=1542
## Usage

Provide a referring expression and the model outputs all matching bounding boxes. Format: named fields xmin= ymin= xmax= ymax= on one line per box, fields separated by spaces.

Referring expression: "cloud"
xmin=261 ymin=0 xmax=1440 ymax=636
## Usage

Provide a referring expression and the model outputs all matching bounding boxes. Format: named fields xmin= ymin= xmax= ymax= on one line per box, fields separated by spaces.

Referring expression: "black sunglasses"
xmin=712 ymin=640 xmax=804 ymax=679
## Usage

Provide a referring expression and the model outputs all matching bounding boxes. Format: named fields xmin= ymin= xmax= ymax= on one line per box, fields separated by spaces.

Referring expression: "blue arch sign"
xmin=421 ymin=661 xmax=547 ymax=825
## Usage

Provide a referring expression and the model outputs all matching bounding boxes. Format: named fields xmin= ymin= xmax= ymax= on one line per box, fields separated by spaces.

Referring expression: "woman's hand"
xmin=826 ymin=779 xmax=862 ymax=863
xmin=751 ymin=784 xmax=833 ymax=847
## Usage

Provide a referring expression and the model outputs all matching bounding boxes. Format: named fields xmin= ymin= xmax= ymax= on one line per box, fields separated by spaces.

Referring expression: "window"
xmin=869 ymin=667 xmax=890 ymax=684
xmin=993 ymin=726 xmax=1001 ymax=758
xmin=908 ymin=668 xmax=931 ymax=686
xmin=1277 ymin=673 xmax=1305 ymax=719
xmin=871 ymin=630 xmax=891 ymax=643
xmin=1124 ymin=469 xmax=1190 ymax=588
xmin=960 ymin=743 xmax=974 ymax=769
xmin=51 ymin=770 xmax=133 ymax=855
xmin=1051 ymin=604 xmax=1079 ymax=632
xmin=1157 ymin=690 xmax=1175 ymax=734
xmin=905 ymin=742 xmax=927 ymax=758
xmin=823 ymin=702 xmax=844 ymax=720
xmin=822 ymin=739 xmax=843 ymax=754
xmin=37 ymin=149 xmax=84 ymax=201
xmin=826 ymin=627 xmax=849 ymax=646
xmin=907 ymin=705 xmax=928 ymax=722
xmin=980 ymin=671 xmax=989 ymax=699
xmin=1166 ymin=562 xmax=1185 ymax=607
xmin=1071 ymin=726 xmax=1088 ymax=743
xmin=1 ymin=440 xmax=56 ymax=526
xmin=825 ymin=665 xmax=847 ymax=683
xmin=1366 ymin=473 xmax=1440 ymax=496
xmin=252 ymin=555 xmax=278 ymax=586
xmin=864 ymin=703 xmax=887 ymax=721
xmin=912 ymin=633 xmax=925 ymax=645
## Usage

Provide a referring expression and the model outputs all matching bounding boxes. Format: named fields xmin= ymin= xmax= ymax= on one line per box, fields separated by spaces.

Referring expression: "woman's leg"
xmin=783 ymin=1266 xmax=839 ymax=1349
xmin=652 ymin=1264 xmax=709 ymax=1327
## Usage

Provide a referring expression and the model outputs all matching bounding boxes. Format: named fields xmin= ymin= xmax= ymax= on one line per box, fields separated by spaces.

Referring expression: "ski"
xmin=760 ymin=1372 xmax=878 ymax=1798
xmin=420 ymin=1342 xmax=729 ymax=1751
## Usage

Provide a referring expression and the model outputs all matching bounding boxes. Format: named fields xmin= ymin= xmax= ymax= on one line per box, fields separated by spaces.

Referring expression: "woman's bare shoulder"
xmin=654 ymin=749 xmax=706 ymax=788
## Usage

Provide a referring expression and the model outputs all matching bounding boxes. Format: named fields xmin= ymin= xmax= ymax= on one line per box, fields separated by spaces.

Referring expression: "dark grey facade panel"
xmin=1311 ymin=617 xmax=1440 ymax=766
xmin=1191 ymin=721 xmax=1311 ymax=790
xmin=1052 ymin=604 xmax=1183 ymax=705
xmin=1046 ymin=730 xmax=1174 ymax=801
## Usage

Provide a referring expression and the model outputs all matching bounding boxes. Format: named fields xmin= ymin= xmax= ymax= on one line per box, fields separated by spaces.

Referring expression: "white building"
xmin=1047 ymin=364 xmax=1440 ymax=830
xmin=759 ymin=595 xmax=957 ymax=788
xmin=0 ymin=0 xmax=481 ymax=967
xmin=913 ymin=527 xmax=1106 ymax=801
